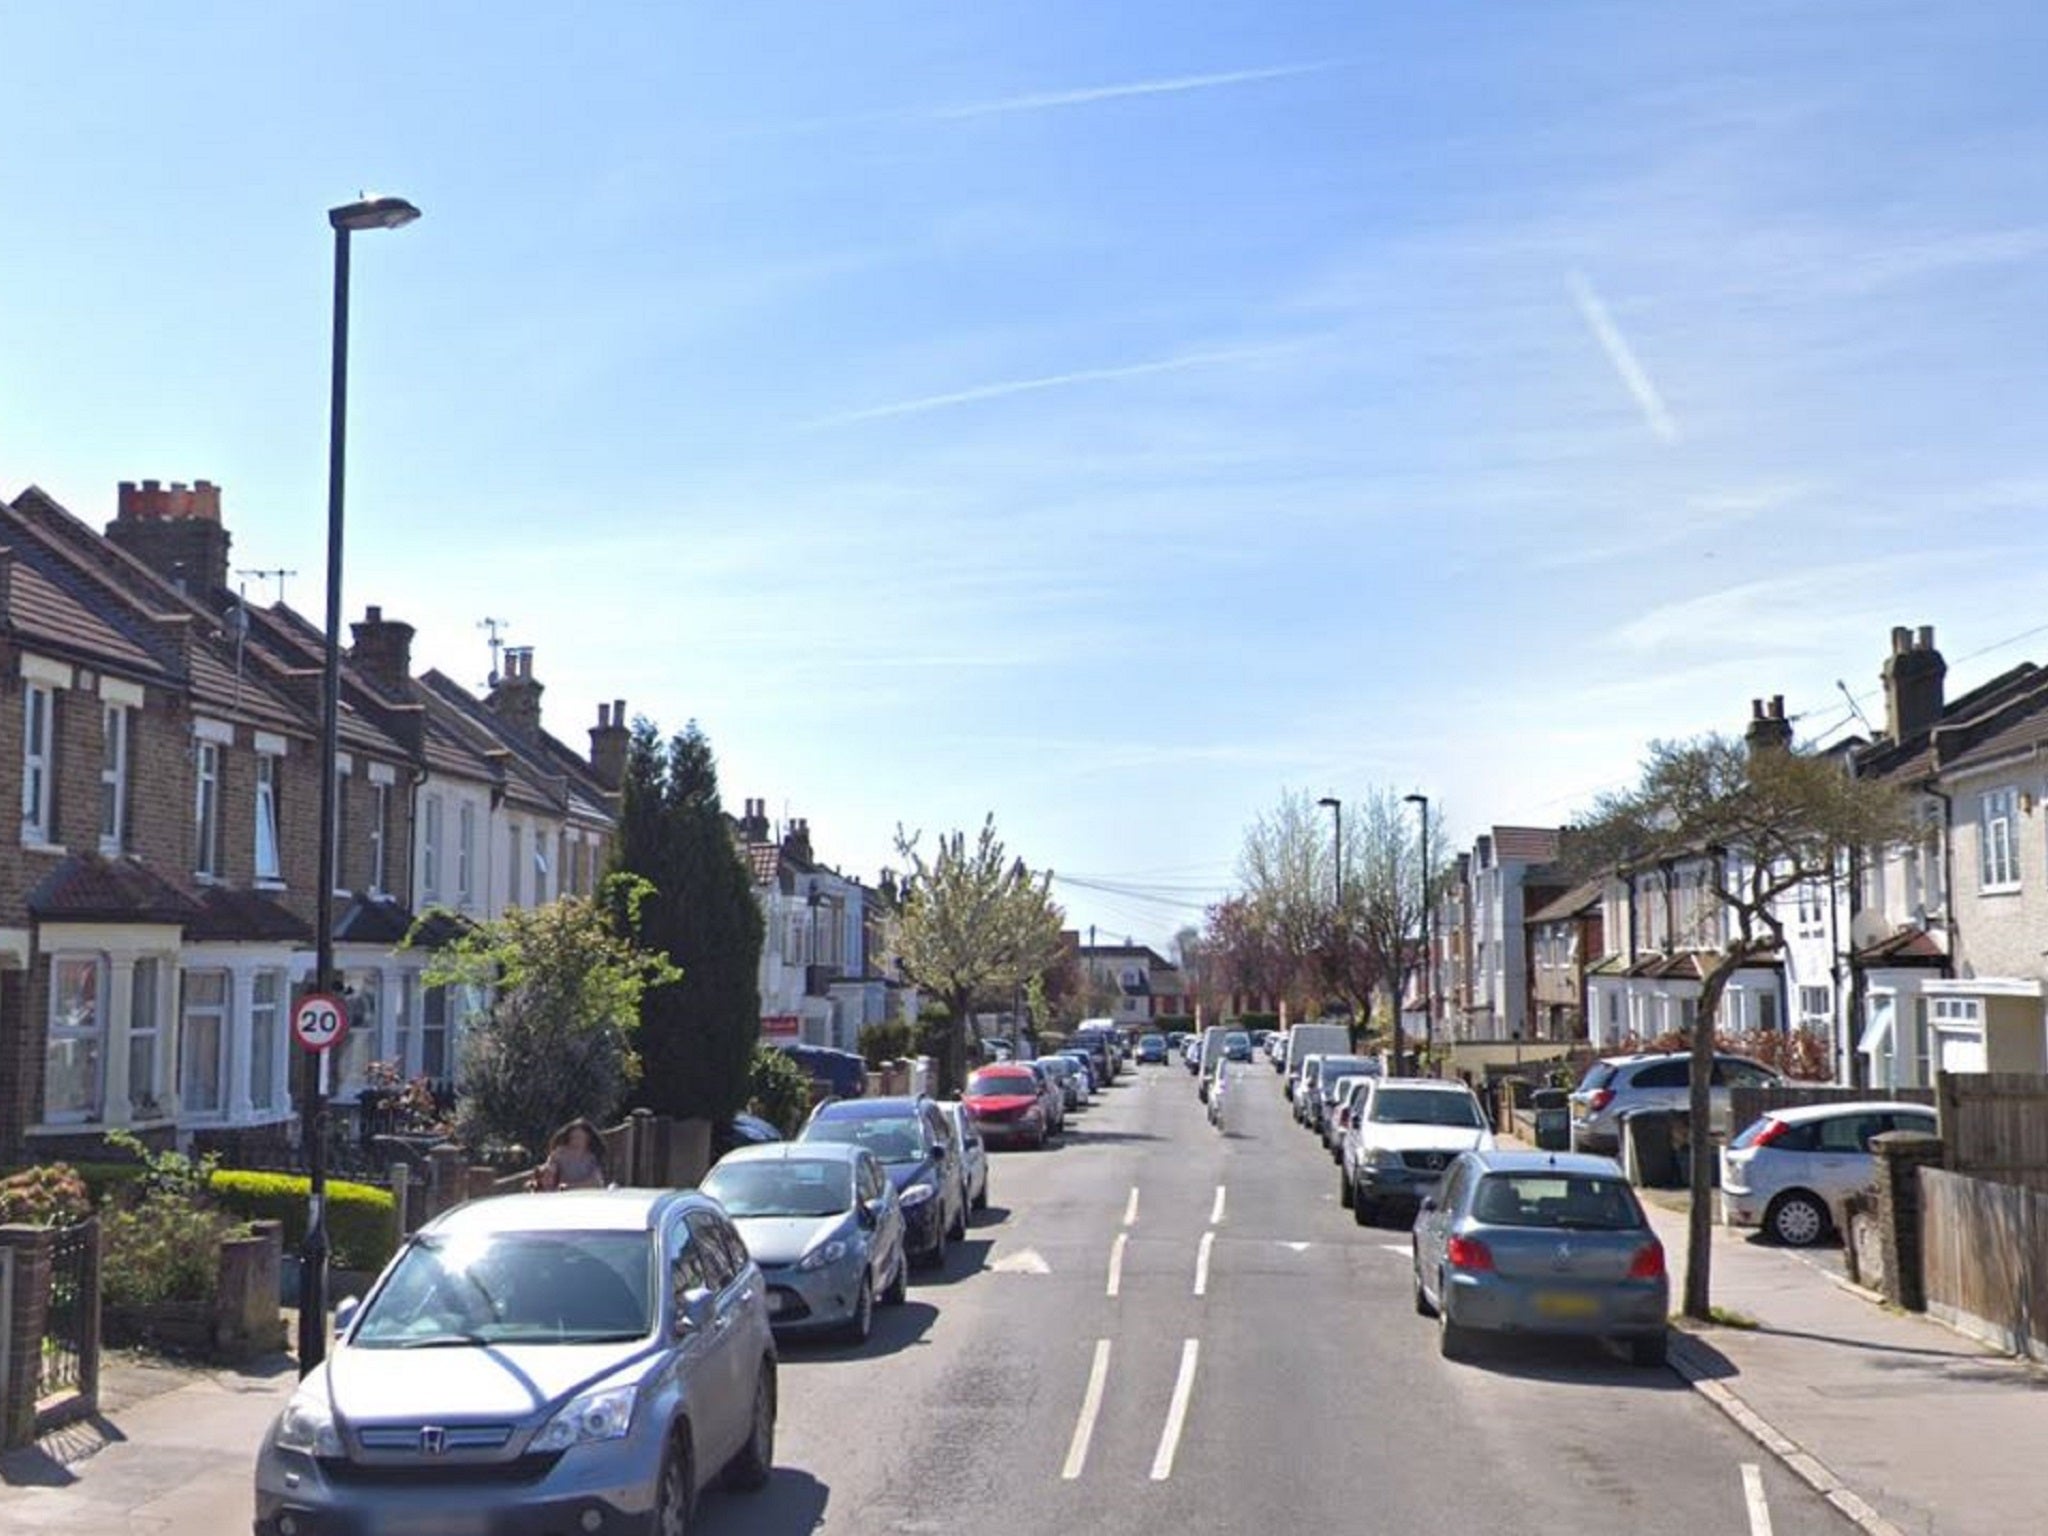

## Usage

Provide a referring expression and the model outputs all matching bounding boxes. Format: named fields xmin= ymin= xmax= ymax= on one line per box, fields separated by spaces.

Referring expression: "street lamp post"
xmin=1404 ymin=793 xmax=1433 ymax=1079
xmin=1317 ymin=797 xmax=1343 ymax=1036
xmin=300 ymin=195 xmax=420 ymax=1378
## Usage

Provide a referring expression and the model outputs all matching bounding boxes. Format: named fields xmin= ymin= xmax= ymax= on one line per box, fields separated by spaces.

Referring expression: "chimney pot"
xmin=366 ymin=604 xmax=382 ymax=622
xmin=1892 ymin=625 xmax=1912 ymax=655
xmin=613 ymin=698 xmax=625 ymax=721
xmin=142 ymin=479 xmax=160 ymax=493
xmin=1751 ymin=698 xmax=1765 ymax=719
xmin=1917 ymin=625 xmax=1935 ymax=651
xmin=1771 ymin=695 xmax=1785 ymax=719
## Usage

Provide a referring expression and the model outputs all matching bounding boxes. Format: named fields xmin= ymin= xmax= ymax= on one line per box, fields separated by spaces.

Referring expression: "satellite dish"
xmin=1849 ymin=910 xmax=1890 ymax=950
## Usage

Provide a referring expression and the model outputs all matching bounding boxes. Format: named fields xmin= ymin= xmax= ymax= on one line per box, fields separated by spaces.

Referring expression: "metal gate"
xmin=39 ymin=1219 xmax=98 ymax=1404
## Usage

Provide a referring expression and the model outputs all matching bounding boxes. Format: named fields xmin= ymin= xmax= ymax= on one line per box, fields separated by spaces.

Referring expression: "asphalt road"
xmin=699 ymin=1058 xmax=1861 ymax=1536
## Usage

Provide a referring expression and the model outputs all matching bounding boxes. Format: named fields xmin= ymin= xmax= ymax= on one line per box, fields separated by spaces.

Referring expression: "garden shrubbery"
xmin=208 ymin=1170 xmax=398 ymax=1273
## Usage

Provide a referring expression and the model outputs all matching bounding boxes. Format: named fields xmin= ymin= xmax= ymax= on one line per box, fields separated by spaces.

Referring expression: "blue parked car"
xmin=775 ymin=1042 xmax=868 ymax=1100
xmin=799 ymin=1096 xmax=968 ymax=1269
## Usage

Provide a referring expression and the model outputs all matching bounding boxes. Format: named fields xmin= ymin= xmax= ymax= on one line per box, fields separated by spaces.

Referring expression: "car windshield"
xmin=351 ymin=1231 xmax=654 ymax=1347
xmin=704 ymin=1158 xmax=854 ymax=1218
xmin=1369 ymin=1089 xmax=1485 ymax=1127
xmin=1141 ymin=1035 xmax=1164 ymax=1047
xmin=1320 ymin=1061 xmax=1374 ymax=1094
xmin=1225 ymin=1032 xmax=1250 ymax=1047
xmin=805 ymin=1115 xmax=929 ymax=1163
xmin=1470 ymin=1175 xmax=1645 ymax=1232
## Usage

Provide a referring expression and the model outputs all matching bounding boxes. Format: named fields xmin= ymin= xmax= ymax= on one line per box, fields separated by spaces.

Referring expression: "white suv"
xmin=1568 ymin=1051 xmax=1781 ymax=1154
xmin=1339 ymin=1078 xmax=1494 ymax=1225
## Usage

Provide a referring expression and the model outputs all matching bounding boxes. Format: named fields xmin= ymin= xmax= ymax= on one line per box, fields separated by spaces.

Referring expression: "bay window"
xmin=249 ymin=971 xmax=283 ymax=1112
xmin=128 ymin=958 xmax=162 ymax=1118
xmin=45 ymin=955 xmax=104 ymax=1121
xmin=179 ymin=969 xmax=230 ymax=1116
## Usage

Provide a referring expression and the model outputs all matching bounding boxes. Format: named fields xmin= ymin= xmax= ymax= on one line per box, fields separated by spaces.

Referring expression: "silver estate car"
xmin=703 ymin=1142 xmax=908 ymax=1343
xmin=254 ymin=1188 xmax=777 ymax=1536
xmin=1412 ymin=1149 xmax=1669 ymax=1368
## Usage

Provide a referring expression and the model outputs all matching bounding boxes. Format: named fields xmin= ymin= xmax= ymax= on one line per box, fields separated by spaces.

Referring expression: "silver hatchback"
xmin=1412 ymin=1149 xmax=1669 ymax=1367
xmin=254 ymin=1188 xmax=777 ymax=1536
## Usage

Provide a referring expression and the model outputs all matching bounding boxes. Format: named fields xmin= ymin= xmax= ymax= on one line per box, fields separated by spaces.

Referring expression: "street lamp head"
xmin=1404 ymin=793 xmax=1428 ymax=808
xmin=1317 ymin=796 xmax=1340 ymax=810
xmin=329 ymin=195 xmax=422 ymax=232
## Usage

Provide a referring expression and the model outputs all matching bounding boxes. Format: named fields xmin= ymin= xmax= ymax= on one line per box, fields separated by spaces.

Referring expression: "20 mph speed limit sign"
xmin=291 ymin=992 xmax=349 ymax=1053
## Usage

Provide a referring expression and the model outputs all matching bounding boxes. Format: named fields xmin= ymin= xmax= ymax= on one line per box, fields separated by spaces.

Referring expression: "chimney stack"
xmin=782 ymin=815 xmax=814 ymax=868
xmin=1882 ymin=624 xmax=1946 ymax=743
xmin=1745 ymin=695 xmax=1794 ymax=757
xmin=487 ymin=646 xmax=544 ymax=738
xmin=588 ymin=699 xmax=629 ymax=791
xmin=105 ymin=477 xmax=231 ymax=595
xmin=348 ymin=604 xmax=416 ymax=697
xmin=739 ymin=797 xmax=771 ymax=844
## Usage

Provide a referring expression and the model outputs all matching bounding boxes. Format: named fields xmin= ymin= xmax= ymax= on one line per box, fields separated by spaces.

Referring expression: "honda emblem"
xmin=419 ymin=1425 xmax=447 ymax=1456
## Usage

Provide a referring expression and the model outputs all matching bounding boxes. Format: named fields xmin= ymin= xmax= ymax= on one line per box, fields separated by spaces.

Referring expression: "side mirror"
xmin=673 ymin=1285 xmax=715 ymax=1337
xmin=333 ymin=1295 xmax=361 ymax=1338
xmin=856 ymin=1200 xmax=878 ymax=1230
xmin=930 ymin=1142 xmax=949 ymax=1161
xmin=1418 ymin=1196 xmax=1438 ymax=1215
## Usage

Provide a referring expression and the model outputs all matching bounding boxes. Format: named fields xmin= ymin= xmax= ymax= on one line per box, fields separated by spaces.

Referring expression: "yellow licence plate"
xmin=1534 ymin=1291 xmax=1599 ymax=1320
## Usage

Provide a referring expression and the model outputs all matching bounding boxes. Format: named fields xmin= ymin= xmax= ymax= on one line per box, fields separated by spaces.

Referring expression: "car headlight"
xmin=1369 ymin=1147 xmax=1404 ymax=1168
xmin=530 ymin=1384 xmax=638 ymax=1453
xmin=899 ymin=1182 xmax=936 ymax=1208
xmin=798 ymin=1238 xmax=851 ymax=1272
xmin=275 ymin=1392 xmax=344 ymax=1457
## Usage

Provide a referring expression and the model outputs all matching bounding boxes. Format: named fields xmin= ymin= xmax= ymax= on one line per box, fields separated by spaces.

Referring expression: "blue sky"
xmin=5 ymin=2 xmax=2047 ymax=948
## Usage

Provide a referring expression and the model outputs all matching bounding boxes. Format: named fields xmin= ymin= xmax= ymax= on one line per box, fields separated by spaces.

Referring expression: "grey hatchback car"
xmin=1412 ymin=1149 xmax=1669 ymax=1367
xmin=254 ymin=1188 xmax=777 ymax=1536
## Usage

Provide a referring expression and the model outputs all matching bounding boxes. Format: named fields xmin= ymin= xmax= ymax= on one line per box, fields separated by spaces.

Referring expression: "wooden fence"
xmin=1939 ymin=1073 xmax=2048 ymax=1190
xmin=1921 ymin=1166 xmax=2048 ymax=1362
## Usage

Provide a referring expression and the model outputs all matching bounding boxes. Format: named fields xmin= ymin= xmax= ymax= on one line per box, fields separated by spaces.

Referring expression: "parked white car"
xmin=940 ymin=1101 xmax=991 ymax=1215
xmin=1720 ymin=1100 xmax=1937 ymax=1246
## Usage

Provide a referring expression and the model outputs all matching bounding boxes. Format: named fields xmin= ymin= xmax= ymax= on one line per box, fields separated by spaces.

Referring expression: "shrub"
xmin=747 ymin=1044 xmax=815 ymax=1137
xmin=1153 ymin=1014 xmax=1196 ymax=1032
xmin=0 ymin=1163 xmax=91 ymax=1227
xmin=102 ymin=1195 xmax=246 ymax=1307
xmin=1235 ymin=1012 xmax=1281 ymax=1031
xmin=105 ymin=1128 xmax=219 ymax=1203
xmin=209 ymin=1171 xmax=399 ymax=1273
xmin=856 ymin=1020 xmax=913 ymax=1070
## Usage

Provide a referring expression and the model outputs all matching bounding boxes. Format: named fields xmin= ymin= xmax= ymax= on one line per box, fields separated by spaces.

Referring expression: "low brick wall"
xmin=1872 ymin=1130 xmax=1945 ymax=1312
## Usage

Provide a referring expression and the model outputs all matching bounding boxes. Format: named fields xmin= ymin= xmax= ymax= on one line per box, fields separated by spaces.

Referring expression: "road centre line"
xmin=1107 ymin=1233 xmax=1128 ymax=1298
xmin=1742 ymin=1464 xmax=1775 ymax=1536
xmin=1123 ymin=1186 xmax=1140 ymax=1227
xmin=1210 ymin=1184 xmax=1227 ymax=1225
xmin=1194 ymin=1230 xmax=1215 ymax=1296
xmin=1149 ymin=1339 xmax=1201 ymax=1481
xmin=1062 ymin=1340 xmax=1114 ymax=1480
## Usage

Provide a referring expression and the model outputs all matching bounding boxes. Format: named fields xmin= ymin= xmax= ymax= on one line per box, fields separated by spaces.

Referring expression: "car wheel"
xmin=1338 ymin=1168 xmax=1354 ymax=1208
xmin=654 ymin=1431 xmax=696 ymax=1536
xmin=1353 ymin=1193 xmax=1375 ymax=1227
xmin=882 ymin=1248 xmax=908 ymax=1306
xmin=950 ymin=1198 xmax=968 ymax=1241
xmin=1765 ymin=1190 xmax=1830 ymax=1248
xmin=1413 ymin=1258 xmax=1437 ymax=1319
xmin=972 ymin=1179 xmax=989 ymax=1213
xmin=723 ymin=1361 xmax=776 ymax=1491
xmin=1629 ymin=1330 xmax=1669 ymax=1369
xmin=925 ymin=1219 xmax=948 ymax=1271
xmin=1438 ymin=1292 xmax=1475 ymax=1361
xmin=841 ymin=1274 xmax=875 ymax=1344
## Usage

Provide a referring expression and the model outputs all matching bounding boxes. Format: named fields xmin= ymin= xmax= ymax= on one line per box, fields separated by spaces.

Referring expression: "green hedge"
xmin=1235 ymin=1012 xmax=1282 ymax=1031
xmin=1153 ymin=1014 xmax=1197 ymax=1032
xmin=209 ymin=1170 xmax=399 ymax=1273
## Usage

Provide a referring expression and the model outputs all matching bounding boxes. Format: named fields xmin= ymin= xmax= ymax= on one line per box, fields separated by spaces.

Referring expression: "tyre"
xmin=923 ymin=1219 xmax=947 ymax=1271
xmin=654 ymin=1431 xmax=696 ymax=1536
xmin=1338 ymin=1169 xmax=1354 ymax=1209
xmin=1766 ymin=1190 xmax=1830 ymax=1248
xmin=723 ymin=1362 xmax=776 ymax=1491
xmin=1413 ymin=1265 xmax=1437 ymax=1318
xmin=950 ymin=1198 xmax=968 ymax=1242
xmin=882 ymin=1248 xmax=908 ymax=1306
xmin=839 ymin=1275 xmax=874 ymax=1344
xmin=1353 ymin=1193 xmax=1375 ymax=1227
xmin=1629 ymin=1330 xmax=1669 ymax=1369
xmin=1438 ymin=1297 xmax=1476 ymax=1362
xmin=972 ymin=1180 xmax=989 ymax=1213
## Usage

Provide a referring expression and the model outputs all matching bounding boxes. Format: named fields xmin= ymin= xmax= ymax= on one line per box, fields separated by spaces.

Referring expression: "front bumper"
xmin=760 ymin=1255 xmax=871 ymax=1332
xmin=1444 ymin=1271 xmax=1668 ymax=1340
xmin=254 ymin=1431 xmax=663 ymax=1536
xmin=1354 ymin=1163 xmax=1452 ymax=1205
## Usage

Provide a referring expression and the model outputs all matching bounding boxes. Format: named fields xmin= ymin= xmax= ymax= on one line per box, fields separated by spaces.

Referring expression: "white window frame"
xmin=45 ymin=953 xmax=105 ymax=1123
xmin=194 ymin=739 xmax=223 ymax=877
xmin=249 ymin=970 xmax=283 ymax=1113
xmin=128 ymin=957 xmax=163 ymax=1120
xmin=369 ymin=781 xmax=390 ymax=896
xmin=1979 ymin=787 xmax=2020 ymax=892
xmin=254 ymin=751 xmax=283 ymax=882
xmin=179 ymin=969 xmax=232 ymax=1119
xmin=507 ymin=822 xmax=523 ymax=906
xmin=23 ymin=683 xmax=54 ymax=845
xmin=457 ymin=801 xmax=475 ymax=907
xmin=1799 ymin=985 xmax=1832 ymax=1023
xmin=421 ymin=793 xmax=443 ymax=902
xmin=99 ymin=703 xmax=129 ymax=854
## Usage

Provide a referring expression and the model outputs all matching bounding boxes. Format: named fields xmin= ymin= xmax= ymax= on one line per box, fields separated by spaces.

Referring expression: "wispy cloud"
xmin=930 ymin=61 xmax=1341 ymax=122
xmin=810 ymin=342 xmax=1303 ymax=427
xmin=1567 ymin=269 xmax=1680 ymax=444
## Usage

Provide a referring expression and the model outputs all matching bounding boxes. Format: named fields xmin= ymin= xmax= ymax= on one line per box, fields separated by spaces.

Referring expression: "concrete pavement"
xmin=1637 ymin=1194 xmax=2048 ymax=1536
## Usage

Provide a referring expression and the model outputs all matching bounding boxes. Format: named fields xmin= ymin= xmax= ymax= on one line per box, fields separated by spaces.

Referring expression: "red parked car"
xmin=964 ymin=1066 xmax=1051 ymax=1149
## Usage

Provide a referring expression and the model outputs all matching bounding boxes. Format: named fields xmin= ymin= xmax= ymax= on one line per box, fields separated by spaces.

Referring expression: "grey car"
xmin=254 ymin=1187 xmax=776 ymax=1536
xmin=703 ymin=1142 xmax=908 ymax=1343
xmin=1412 ymin=1149 xmax=1669 ymax=1367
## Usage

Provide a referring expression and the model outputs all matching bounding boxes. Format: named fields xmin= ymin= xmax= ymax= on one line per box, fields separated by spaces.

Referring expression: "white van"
xmin=1196 ymin=1026 xmax=1231 ymax=1101
xmin=1284 ymin=1023 xmax=1353 ymax=1098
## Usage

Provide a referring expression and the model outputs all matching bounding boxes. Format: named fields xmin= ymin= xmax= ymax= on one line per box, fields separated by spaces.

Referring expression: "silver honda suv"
xmin=1568 ymin=1051 xmax=1781 ymax=1154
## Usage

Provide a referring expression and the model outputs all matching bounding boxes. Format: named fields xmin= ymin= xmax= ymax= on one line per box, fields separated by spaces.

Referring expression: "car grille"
xmin=766 ymin=1285 xmax=812 ymax=1321
xmin=1401 ymin=1150 xmax=1454 ymax=1172
xmin=356 ymin=1424 xmax=515 ymax=1454
xmin=322 ymin=1452 xmax=561 ymax=1487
